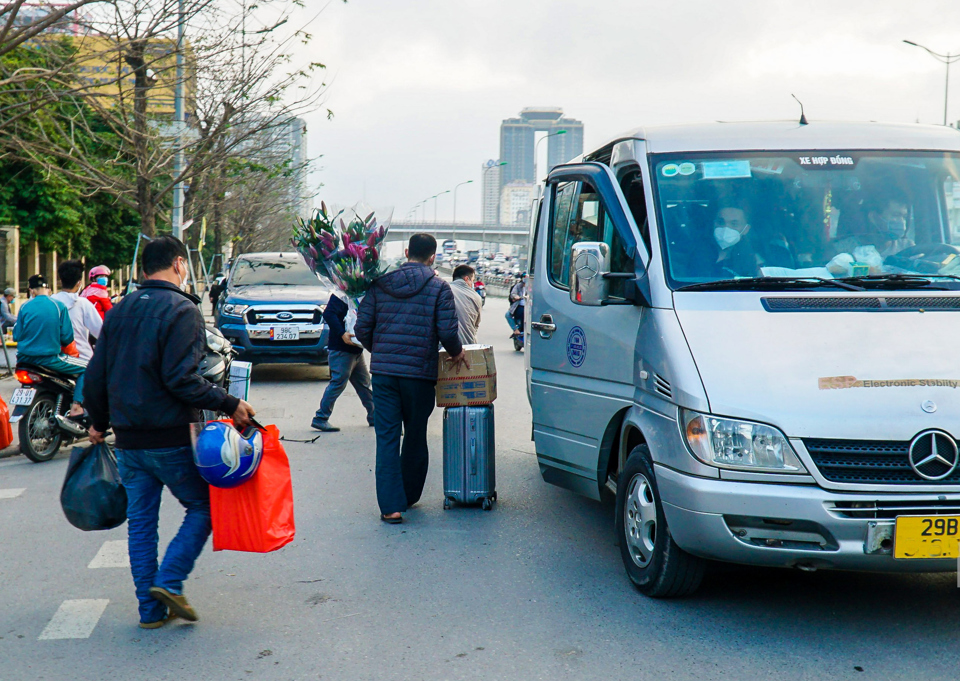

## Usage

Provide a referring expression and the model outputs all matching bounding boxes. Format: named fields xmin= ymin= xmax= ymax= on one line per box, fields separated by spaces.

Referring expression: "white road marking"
xmin=0 ymin=488 xmax=25 ymax=499
xmin=88 ymin=540 xmax=129 ymax=569
xmin=38 ymin=599 xmax=109 ymax=640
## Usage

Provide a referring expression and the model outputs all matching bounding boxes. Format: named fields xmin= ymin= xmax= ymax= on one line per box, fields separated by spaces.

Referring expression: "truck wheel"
xmin=615 ymin=445 xmax=705 ymax=598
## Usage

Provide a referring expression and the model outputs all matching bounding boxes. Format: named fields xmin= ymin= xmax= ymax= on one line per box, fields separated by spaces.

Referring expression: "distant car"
xmin=215 ymin=252 xmax=333 ymax=365
xmin=467 ymin=250 xmax=480 ymax=264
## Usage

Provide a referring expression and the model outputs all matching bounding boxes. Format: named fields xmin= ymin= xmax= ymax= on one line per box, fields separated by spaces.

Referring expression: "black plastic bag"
xmin=60 ymin=442 xmax=127 ymax=531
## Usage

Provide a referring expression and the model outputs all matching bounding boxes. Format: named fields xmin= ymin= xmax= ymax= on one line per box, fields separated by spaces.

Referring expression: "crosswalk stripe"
xmin=0 ymin=488 xmax=25 ymax=499
xmin=88 ymin=540 xmax=129 ymax=569
xmin=38 ymin=599 xmax=109 ymax=640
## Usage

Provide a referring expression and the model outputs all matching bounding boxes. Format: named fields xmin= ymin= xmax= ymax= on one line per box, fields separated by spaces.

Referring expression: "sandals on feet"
xmin=380 ymin=514 xmax=403 ymax=524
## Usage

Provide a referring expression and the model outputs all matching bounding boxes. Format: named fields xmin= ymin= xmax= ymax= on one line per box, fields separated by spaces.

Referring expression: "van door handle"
xmin=531 ymin=314 xmax=556 ymax=338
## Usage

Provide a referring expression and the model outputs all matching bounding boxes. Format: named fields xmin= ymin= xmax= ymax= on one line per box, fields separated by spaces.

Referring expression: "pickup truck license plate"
xmin=894 ymin=515 xmax=960 ymax=559
xmin=10 ymin=388 xmax=36 ymax=406
xmin=270 ymin=326 xmax=299 ymax=341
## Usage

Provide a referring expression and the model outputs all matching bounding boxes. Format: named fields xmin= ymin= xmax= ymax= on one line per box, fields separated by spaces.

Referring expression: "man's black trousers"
xmin=372 ymin=374 xmax=436 ymax=515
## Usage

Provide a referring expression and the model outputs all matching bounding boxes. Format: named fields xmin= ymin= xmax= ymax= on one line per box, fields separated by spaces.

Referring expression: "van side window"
xmin=549 ymin=180 xmax=634 ymax=291
xmin=549 ymin=181 xmax=577 ymax=286
xmin=620 ymin=169 xmax=651 ymax=253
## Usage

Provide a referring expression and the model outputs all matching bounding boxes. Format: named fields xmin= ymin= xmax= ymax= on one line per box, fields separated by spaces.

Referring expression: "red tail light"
xmin=15 ymin=370 xmax=41 ymax=385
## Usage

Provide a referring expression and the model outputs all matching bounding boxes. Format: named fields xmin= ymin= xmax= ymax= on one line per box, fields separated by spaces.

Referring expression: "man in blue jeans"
xmin=310 ymin=293 xmax=375 ymax=432
xmin=85 ymin=236 xmax=255 ymax=629
xmin=355 ymin=233 xmax=466 ymax=524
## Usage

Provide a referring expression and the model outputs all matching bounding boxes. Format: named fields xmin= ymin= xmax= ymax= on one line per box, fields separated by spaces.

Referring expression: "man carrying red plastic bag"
xmin=85 ymin=236 xmax=257 ymax=630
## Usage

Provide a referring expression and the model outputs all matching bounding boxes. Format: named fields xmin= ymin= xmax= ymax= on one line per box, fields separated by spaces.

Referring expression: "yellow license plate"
xmin=894 ymin=516 xmax=960 ymax=559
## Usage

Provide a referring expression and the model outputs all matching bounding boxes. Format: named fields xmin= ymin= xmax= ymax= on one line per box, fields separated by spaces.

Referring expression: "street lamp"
xmin=534 ymin=129 xmax=566 ymax=185
xmin=451 ymin=180 xmax=473 ymax=244
xmin=432 ymin=190 xmax=450 ymax=224
xmin=904 ymin=40 xmax=960 ymax=125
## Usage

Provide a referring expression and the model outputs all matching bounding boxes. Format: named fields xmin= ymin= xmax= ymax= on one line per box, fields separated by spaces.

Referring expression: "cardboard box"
xmin=436 ymin=344 xmax=497 ymax=407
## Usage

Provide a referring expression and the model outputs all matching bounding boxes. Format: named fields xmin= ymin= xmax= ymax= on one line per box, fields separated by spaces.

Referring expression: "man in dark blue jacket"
xmin=355 ymin=233 xmax=465 ymax=524
xmin=311 ymin=293 xmax=375 ymax=431
xmin=85 ymin=236 xmax=255 ymax=629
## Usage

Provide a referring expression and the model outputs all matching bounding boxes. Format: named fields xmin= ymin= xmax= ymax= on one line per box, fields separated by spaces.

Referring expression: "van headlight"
xmin=221 ymin=303 xmax=248 ymax=317
xmin=681 ymin=409 xmax=806 ymax=473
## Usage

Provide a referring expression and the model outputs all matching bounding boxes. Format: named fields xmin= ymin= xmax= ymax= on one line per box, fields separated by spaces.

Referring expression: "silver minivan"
xmin=525 ymin=121 xmax=960 ymax=597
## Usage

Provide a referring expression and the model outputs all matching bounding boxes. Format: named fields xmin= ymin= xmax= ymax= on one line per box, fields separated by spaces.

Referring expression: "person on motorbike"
xmin=505 ymin=272 xmax=527 ymax=338
xmin=81 ymin=264 xmax=114 ymax=320
xmin=51 ymin=260 xmax=103 ymax=363
xmin=14 ymin=274 xmax=87 ymax=415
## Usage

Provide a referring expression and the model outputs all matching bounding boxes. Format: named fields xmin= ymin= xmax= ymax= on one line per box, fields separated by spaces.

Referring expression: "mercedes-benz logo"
xmin=908 ymin=430 xmax=959 ymax=481
xmin=277 ymin=311 xmax=293 ymax=321
xmin=574 ymin=252 xmax=600 ymax=281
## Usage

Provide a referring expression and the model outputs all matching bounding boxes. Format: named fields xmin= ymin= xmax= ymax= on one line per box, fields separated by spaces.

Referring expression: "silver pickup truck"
xmin=526 ymin=121 xmax=960 ymax=597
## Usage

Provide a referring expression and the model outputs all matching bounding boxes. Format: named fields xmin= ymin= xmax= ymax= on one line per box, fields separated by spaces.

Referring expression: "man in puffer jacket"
xmin=355 ymin=233 xmax=466 ymax=524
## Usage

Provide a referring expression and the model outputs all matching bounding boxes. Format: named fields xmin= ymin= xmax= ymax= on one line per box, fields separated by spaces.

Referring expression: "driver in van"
xmin=830 ymin=195 xmax=913 ymax=260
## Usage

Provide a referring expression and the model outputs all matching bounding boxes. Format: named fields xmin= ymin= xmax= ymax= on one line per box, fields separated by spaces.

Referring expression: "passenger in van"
xmin=712 ymin=205 xmax=763 ymax=277
xmin=830 ymin=196 xmax=913 ymax=260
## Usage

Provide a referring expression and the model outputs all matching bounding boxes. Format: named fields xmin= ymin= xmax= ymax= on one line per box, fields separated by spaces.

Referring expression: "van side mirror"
xmin=569 ymin=242 xmax=610 ymax=306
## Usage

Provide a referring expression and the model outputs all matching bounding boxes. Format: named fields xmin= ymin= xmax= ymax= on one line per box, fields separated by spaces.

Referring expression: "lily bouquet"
xmin=293 ymin=202 xmax=393 ymax=345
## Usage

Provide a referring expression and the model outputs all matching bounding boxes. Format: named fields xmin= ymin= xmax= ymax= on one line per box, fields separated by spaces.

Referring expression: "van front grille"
xmin=804 ymin=438 xmax=960 ymax=485
xmin=763 ymin=296 xmax=960 ymax=313
xmin=827 ymin=500 xmax=960 ymax=519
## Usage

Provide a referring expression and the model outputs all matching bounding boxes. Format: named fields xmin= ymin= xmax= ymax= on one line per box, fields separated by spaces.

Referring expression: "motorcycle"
xmin=473 ymin=280 xmax=486 ymax=306
xmin=9 ymin=365 xmax=85 ymax=462
xmin=9 ymin=324 xmax=237 ymax=463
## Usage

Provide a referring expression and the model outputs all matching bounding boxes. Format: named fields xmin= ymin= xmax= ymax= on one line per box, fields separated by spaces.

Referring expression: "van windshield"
xmin=652 ymin=152 xmax=960 ymax=290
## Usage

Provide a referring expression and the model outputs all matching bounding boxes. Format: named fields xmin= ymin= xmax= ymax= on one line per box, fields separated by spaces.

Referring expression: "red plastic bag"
xmin=209 ymin=424 xmax=295 ymax=552
xmin=0 ymin=395 xmax=12 ymax=450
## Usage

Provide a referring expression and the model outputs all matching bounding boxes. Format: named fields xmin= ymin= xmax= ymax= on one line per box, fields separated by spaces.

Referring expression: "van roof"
xmin=597 ymin=121 xmax=960 ymax=155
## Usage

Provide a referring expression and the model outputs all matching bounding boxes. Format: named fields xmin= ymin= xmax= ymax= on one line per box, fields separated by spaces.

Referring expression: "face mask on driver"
xmin=883 ymin=217 xmax=907 ymax=239
xmin=96 ymin=276 xmax=108 ymax=286
xmin=713 ymin=226 xmax=742 ymax=250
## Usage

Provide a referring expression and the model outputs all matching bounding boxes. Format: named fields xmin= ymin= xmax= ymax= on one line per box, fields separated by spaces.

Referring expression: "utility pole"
xmin=904 ymin=40 xmax=960 ymax=125
xmin=172 ymin=0 xmax=186 ymax=239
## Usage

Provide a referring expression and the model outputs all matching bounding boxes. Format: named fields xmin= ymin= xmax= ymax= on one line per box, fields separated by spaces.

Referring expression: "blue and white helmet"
xmin=193 ymin=421 xmax=264 ymax=488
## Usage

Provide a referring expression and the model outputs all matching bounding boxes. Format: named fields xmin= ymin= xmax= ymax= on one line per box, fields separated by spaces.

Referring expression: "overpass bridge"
xmin=386 ymin=222 xmax=531 ymax=246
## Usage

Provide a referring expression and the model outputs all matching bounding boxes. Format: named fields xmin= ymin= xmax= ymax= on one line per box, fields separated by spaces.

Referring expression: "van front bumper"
xmin=656 ymin=465 xmax=958 ymax=572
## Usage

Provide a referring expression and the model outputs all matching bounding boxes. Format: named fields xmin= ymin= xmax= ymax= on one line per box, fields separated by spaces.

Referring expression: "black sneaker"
xmin=311 ymin=418 xmax=340 ymax=432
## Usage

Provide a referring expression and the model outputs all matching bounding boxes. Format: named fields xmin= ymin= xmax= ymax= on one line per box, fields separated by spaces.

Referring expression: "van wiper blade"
xmin=836 ymin=273 xmax=960 ymax=289
xmin=676 ymin=276 xmax=864 ymax=292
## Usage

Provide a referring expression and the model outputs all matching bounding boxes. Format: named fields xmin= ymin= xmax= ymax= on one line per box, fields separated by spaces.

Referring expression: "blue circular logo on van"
xmin=567 ymin=326 xmax=587 ymax=367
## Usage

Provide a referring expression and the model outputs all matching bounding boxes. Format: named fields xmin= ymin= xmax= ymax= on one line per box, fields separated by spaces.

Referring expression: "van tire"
xmin=615 ymin=445 xmax=705 ymax=598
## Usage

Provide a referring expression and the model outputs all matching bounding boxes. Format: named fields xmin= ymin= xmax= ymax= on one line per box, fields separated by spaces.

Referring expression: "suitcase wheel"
xmin=443 ymin=498 xmax=452 ymax=510
xmin=491 ymin=492 xmax=498 ymax=502
xmin=482 ymin=498 xmax=493 ymax=511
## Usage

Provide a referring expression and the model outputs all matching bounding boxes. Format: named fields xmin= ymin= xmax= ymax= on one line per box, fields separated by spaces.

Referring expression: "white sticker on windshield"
xmin=678 ymin=162 xmax=696 ymax=176
xmin=702 ymin=160 xmax=752 ymax=179
xmin=661 ymin=163 xmax=680 ymax=177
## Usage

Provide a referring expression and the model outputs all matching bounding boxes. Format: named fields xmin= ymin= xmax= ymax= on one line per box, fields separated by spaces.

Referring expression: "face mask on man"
xmin=882 ymin=217 xmax=907 ymax=239
xmin=175 ymin=259 xmax=188 ymax=290
xmin=96 ymin=276 xmax=108 ymax=286
xmin=713 ymin=226 xmax=743 ymax=250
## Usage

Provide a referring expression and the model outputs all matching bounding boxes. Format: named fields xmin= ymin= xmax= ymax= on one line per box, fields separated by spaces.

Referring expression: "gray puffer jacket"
xmin=355 ymin=262 xmax=463 ymax=381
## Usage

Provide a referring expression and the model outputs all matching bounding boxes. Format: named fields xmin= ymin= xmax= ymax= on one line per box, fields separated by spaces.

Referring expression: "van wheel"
xmin=615 ymin=445 xmax=705 ymax=598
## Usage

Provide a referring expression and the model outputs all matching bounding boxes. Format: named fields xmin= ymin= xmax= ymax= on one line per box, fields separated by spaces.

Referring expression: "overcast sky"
xmin=290 ymin=0 xmax=960 ymax=223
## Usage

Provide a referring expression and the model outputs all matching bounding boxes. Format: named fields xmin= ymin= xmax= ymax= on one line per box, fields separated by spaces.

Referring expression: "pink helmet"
xmin=89 ymin=265 xmax=111 ymax=279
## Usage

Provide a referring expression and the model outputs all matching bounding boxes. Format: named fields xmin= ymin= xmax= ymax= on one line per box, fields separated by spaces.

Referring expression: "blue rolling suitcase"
xmin=442 ymin=405 xmax=496 ymax=510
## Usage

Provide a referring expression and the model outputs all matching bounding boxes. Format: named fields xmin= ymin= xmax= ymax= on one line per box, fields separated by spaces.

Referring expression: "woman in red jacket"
xmin=80 ymin=265 xmax=114 ymax=320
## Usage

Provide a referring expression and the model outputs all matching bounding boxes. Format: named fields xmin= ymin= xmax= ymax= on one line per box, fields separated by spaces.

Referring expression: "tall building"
xmin=499 ymin=107 xmax=583 ymax=191
xmin=481 ymin=159 xmax=501 ymax=225
xmin=500 ymin=182 xmax=538 ymax=227
xmin=265 ymin=118 xmax=312 ymax=219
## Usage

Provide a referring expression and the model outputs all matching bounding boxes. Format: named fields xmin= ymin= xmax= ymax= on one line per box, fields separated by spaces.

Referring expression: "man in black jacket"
xmin=310 ymin=293 xmax=375 ymax=431
xmin=85 ymin=236 xmax=255 ymax=629
xmin=355 ymin=233 xmax=465 ymax=524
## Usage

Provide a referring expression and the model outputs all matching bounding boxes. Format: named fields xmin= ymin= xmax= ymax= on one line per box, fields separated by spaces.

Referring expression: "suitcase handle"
xmin=469 ymin=436 xmax=477 ymax=475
